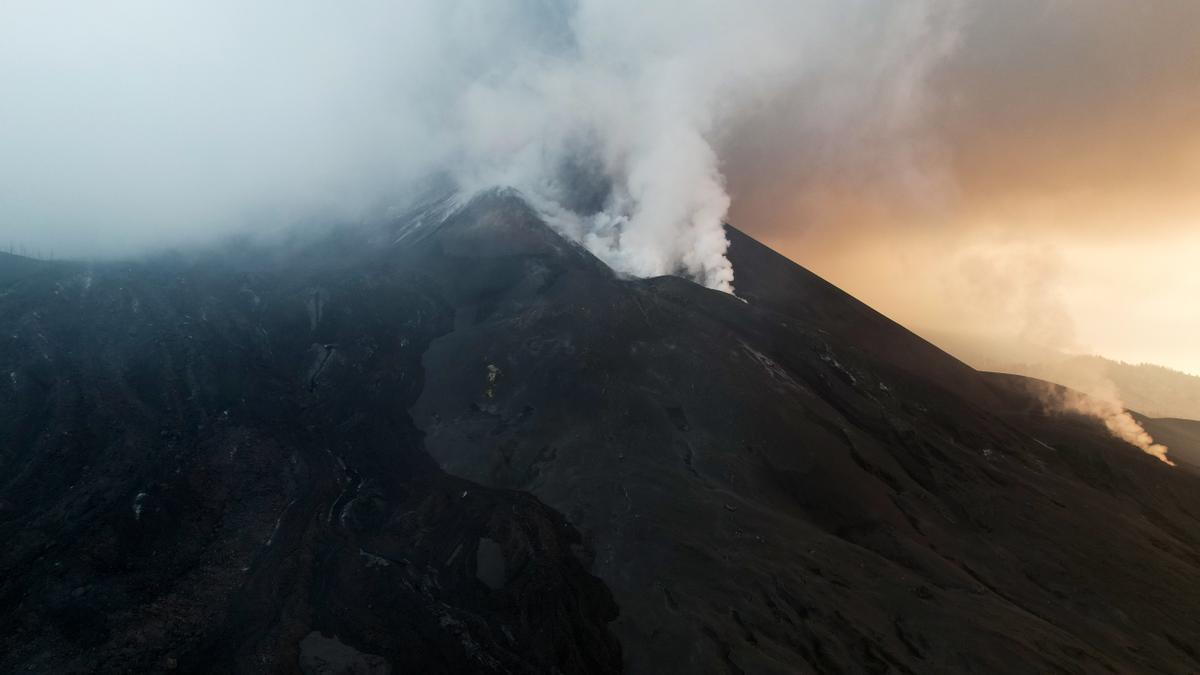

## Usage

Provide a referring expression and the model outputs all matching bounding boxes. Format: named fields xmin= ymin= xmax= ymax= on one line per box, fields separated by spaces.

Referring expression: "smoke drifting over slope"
xmin=946 ymin=243 xmax=1175 ymax=465
xmin=0 ymin=1 xmax=962 ymax=290
xmin=1039 ymin=381 xmax=1174 ymax=467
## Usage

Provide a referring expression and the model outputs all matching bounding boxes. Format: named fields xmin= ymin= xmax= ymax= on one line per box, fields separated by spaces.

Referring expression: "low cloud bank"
xmin=0 ymin=0 xmax=963 ymax=291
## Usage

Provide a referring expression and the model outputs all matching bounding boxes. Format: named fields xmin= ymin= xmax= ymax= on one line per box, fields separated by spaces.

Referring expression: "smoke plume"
xmin=949 ymin=243 xmax=1174 ymax=465
xmin=1039 ymin=380 xmax=1174 ymax=467
xmin=0 ymin=1 xmax=964 ymax=292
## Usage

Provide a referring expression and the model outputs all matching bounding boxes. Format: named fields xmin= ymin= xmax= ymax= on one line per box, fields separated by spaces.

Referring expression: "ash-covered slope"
xmin=0 ymin=206 xmax=619 ymax=674
xmin=1143 ymin=417 xmax=1200 ymax=473
xmin=3 ymin=191 xmax=1200 ymax=674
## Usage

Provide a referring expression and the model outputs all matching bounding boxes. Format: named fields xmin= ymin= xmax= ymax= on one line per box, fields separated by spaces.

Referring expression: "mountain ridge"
xmin=924 ymin=330 xmax=1200 ymax=422
xmin=2 ymin=191 xmax=1199 ymax=673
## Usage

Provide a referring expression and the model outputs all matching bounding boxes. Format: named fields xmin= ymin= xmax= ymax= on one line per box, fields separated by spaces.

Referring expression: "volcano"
xmin=2 ymin=191 xmax=1199 ymax=674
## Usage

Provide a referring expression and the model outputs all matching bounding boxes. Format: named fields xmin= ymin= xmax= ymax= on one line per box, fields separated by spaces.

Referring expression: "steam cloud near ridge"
xmin=1038 ymin=380 xmax=1174 ymax=467
xmin=0 ymin=0 xmax=963 ymax=292
xmin=960 ymin=243 xmax=1177 ymax=466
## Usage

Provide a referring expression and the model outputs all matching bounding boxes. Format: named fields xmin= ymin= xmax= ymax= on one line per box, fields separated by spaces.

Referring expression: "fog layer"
xmin=0 ymin=0 xmax=960 ymax=293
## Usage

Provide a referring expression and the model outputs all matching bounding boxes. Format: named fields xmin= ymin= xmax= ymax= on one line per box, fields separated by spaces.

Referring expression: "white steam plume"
xmin=445 ymin=0 xmax=964 ymax=292
xmin=957 ymin=244 xmax=1176 ymax=466
xmin=1037 ymin=378 xmax=1174 ymax=467
xmin=950 ymin=243 xmax=1175 ymax=466
xmin=0 ymin=1 xmax=964 ymax=291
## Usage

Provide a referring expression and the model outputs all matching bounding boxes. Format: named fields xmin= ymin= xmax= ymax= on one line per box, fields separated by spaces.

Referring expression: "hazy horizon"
xmin=732 ymin=0 xmax=1199 ymax=376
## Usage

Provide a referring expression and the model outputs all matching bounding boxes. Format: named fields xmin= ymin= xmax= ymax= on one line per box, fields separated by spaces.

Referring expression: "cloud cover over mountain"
xmin=0 ymin=0 xmax=961 ymax=292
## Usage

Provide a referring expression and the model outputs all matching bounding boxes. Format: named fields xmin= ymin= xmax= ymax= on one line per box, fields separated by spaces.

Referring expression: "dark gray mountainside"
xmin=2 ymin=192 xmax=1200 ymax=674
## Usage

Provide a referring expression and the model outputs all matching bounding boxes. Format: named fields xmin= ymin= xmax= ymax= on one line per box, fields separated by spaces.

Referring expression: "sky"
xmin=727 ymin=0 xmax=1200 ymax=375
xmin=0 ymin=1 xmax=1196 ymax=374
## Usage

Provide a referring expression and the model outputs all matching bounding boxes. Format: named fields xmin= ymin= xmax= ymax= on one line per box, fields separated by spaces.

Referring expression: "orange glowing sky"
xmin=729 ymin=0 xmax=1200 ymax=375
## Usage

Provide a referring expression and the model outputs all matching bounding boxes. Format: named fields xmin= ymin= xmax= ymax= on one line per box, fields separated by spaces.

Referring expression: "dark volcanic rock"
xmin=0 ymin=207 xmax=619 ymax=674
xmin=3 ymin=190 xmax=1200 ymax=673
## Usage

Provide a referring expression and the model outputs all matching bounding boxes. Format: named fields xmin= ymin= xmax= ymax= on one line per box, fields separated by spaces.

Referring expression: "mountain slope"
xmin=0 ymin=218 xmax=620 ymax=674
xmin=2 ymin=192 xmax=1200 ymax=673
xmin=1140 ymin=417 xmax=1200 ymax=475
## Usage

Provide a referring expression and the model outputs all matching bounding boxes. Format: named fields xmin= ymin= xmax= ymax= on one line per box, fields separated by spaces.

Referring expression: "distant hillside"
xmin=1054 ymin=357 xmax=1200 ymax=421
xmin=925 ymin=330 xmax=1200 ymax=421
xmin=0 ymin=252 xmax=55 ymax=287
